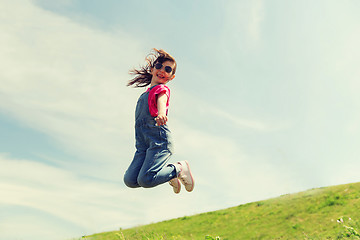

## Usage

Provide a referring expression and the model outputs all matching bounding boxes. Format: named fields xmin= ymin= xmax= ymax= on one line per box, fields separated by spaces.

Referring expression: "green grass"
xmin=80 ymin=182 xmax=360 ymax=240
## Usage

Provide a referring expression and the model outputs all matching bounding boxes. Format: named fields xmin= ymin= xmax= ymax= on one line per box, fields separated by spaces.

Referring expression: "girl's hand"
xmin=155 ymin=114 xmax=168 ymax=126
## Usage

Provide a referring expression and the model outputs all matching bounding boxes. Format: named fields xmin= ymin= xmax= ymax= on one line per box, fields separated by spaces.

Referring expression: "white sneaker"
xmin=169 ymin=178 xmax=181 ymax=194
xmin=177 ymin=161 xmax=194 ymax=192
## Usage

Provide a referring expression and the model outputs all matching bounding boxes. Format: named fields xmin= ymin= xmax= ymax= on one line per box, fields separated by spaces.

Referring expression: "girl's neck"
xmin=150 ymin=83 xmax=165 ymax=88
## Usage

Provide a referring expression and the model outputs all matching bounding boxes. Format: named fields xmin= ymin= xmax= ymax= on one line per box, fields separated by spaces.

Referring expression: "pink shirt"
xmin=146 ymin=84 xmax=170 ymax=117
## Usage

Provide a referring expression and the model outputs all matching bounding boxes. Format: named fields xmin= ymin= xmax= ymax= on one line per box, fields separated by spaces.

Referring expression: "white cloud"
xmin=247 ymin=0 xmax=264 ymax=44
xmin=223 ymin=0 xmax=265 ymax=50
xmin=0 ymin=0 xmax=147 ymax=172
xmin=0 ymin=154 xmax=138 ymax=240
xmin=205 ymin=106 xmax=272 ymax=131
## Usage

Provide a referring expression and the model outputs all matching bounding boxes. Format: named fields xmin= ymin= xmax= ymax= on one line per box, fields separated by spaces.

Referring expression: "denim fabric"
xmin=124 ymin=88 xmax=177 ymax=188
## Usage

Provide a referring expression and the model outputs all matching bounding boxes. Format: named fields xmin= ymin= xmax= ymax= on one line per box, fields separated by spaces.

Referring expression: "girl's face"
xmin=150 ymin=60 xmax=176 ymax=86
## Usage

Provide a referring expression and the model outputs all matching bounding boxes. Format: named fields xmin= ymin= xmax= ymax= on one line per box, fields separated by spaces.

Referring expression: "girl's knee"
xmin=137 ymin=174 xmax=156 ymax=188
xmin=124 ymin=174 xmax=140 ymax=188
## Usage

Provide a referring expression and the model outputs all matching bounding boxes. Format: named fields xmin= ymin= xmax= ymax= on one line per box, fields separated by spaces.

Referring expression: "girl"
xmin=124 ymin=48 xmax=194 ymax=194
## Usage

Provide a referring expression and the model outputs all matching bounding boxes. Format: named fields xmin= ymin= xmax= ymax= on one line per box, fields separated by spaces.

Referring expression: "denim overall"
xmin=124 ymin=87 xmax=178 ymax=188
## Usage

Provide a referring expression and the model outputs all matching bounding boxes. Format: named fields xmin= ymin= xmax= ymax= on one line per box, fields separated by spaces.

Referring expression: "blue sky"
xmin=1 ymin=0 xmax=360 ymax=239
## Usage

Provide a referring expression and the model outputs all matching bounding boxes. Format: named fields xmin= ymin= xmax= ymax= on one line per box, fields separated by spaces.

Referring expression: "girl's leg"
xmin=124 ymin=125 xmax=148 ymax=188
xmin=137 ymin=145 xmax=178 ymax=188
xmin=123 ymin=150 xmax=146 ymax=188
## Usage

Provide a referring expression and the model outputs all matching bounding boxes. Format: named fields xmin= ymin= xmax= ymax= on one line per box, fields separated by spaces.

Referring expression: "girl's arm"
xmin=155 ymin=92 xmax=168 ymax=126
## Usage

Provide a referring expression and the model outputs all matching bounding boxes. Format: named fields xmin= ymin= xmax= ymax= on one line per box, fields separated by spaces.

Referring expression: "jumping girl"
xmin=123 ymin=48 xmax=194 ymax=194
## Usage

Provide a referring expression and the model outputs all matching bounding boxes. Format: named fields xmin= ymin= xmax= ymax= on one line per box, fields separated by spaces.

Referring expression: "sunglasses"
xmin=154 ymin=63 xmax=173 ymax=73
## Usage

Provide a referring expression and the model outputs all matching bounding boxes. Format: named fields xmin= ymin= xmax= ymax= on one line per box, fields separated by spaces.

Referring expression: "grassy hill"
xmin=82 ymin=182 xmax=360 ymax=240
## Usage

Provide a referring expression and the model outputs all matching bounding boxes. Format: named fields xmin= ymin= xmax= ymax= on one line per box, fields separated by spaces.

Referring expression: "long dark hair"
xmin=127 ymin=48 xmax=177 ymax=87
